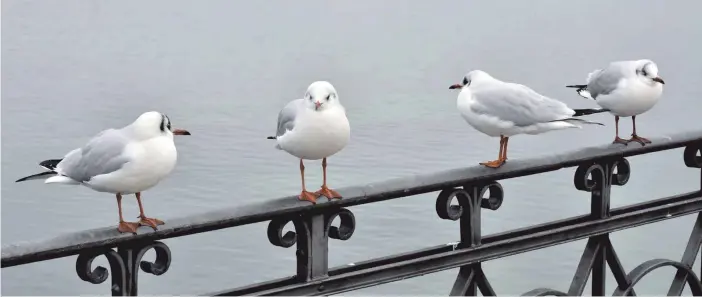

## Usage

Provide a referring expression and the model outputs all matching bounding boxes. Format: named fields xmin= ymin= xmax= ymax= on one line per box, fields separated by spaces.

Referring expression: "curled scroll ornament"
xmin=326 ymin=208 xmax=355 ymax=240
xmin=267 ymin=207 xmax=356 ymax=248
xmin=75 ymin=241 xmax=172 ymax=295
xmin=267 ymin=216 xmax=310 ymax=248
xmin=435 ymin=181 xmax=504 ymax=221
xmin=573 ymin=158 xmax=630 ymax=192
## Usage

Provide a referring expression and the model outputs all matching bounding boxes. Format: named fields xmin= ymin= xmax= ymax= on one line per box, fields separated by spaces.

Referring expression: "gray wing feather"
xmin=275 ymin=99 xmax=304 ymax=137
xmin=471 ymin=83 xmax=574 ymax=127
xmin=586 ymin=64 xmax=626 ymax=99
xmin=57 ymin=129 xmax=131 ymax=182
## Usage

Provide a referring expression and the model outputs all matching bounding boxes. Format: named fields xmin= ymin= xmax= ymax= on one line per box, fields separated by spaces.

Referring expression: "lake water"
xmin=2 ymin=1 xmax=701 ymax=295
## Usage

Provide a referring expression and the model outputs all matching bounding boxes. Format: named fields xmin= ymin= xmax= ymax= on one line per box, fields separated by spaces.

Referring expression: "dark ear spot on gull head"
xmin=159 ymin=113 xmax=191 ymax=135
xmin=638 ymin=61 xmax=665 ymax=85
xmin=450 ymin=75 xmax=472 ymax=90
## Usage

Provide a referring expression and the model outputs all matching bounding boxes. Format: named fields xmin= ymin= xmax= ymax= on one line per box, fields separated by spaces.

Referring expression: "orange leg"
xmin=116 ymin=194 xmax=139 ymax=234
xmin=315 ymin=158 xmax=342 ymax=200
xmin=136 ymin=192 xmax=164 ymax=230
xmin=480 ymin=136 xmax=507 ymax=168
xmin=501 ymin=137 xmax=510 ymax=161
xmin=613 ymin=116 xmax=628 ymax=145
xmin=298 ymin=159 xmax=318 ymax=203
xmin=628 ymin=115 xmax=651 ymax=145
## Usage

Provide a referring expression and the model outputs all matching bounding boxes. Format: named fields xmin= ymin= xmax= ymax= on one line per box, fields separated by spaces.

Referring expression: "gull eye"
xmin=326 ymin=94 xmax=331 ymax=101
xmin=463 ymin=77 xmax=470 ymax=86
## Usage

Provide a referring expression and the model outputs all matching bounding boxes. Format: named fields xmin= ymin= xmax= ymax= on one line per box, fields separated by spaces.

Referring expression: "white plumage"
xmin=574 ymin=59 xmax=663 ymax=117
xmin=567 ymin=59 xmax=665 ymax=145
xmin=455 ymin=70 xmax=601 ymax=137
xmin=16 ymin=111 xmax=191 ymax=234
xmin=270 ymin=81 xmax=350 ymax=203
xmin=450 ymin=70 xmax=603 ymax=168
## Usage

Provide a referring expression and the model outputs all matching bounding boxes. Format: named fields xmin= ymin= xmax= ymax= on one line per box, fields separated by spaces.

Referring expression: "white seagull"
xmin=566 ymin=59 xmax=664 ymax=145
xmin=449 ymin=70 xmax=606 ymax=168
xmin=15 ymin=111 xmax=191 ymax=234
xmin=268 ymin=81 xmax=350 ymax=204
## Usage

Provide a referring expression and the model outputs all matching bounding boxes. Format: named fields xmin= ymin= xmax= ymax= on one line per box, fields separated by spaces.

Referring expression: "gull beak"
xmin=449 ymin=83 xmax=463 ymax=90
xmin=172 ymin=129 xmax=191 ymax=135
xmin=652 ymin=76 xmax=665 ymax=84
xmin=314 ymin=101 xmax=322 ymax=110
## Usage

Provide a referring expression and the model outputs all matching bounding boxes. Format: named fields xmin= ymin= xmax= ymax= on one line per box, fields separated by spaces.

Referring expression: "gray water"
xmin=2 ymin=1 xmax=701 ymax=295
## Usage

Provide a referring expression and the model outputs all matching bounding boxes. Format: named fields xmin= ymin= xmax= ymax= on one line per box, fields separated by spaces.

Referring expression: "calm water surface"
xmin=2 ymin=1 xmax=701 ymax=295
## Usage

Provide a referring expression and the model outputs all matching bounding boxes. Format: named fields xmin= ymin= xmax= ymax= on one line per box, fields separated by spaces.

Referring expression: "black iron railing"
xmin=2 ymin=130 xmax=702 ymax=296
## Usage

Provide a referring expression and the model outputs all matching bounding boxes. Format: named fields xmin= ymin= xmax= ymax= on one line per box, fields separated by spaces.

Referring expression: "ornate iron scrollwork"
xmin=267 ymin=217 xmax=310 ymax=248
xmin=75 ymin=240 xmax=172 ymax=296
xmin=479 ymin=182 xmax=504 ymax=210
xmin=435 ymin=181 xmax=504 ymax=221
xmin=266 ymin=207 xmax=356 ymax=281
xmin=135 ymin=241 xmax=171 ymax=276
xmin=266 ymin=208 xmax=356 ymax=248
xmin=435 ymin=188 xmax=471 ymax=221
xmin=76 ymin=249 xmax=126 ymax=289
xmin=573 ymin=158 xmax=630 ymax=220
xmin=326 ymin=208 xmax=355 ymax=240
xmin=574 ymin=158 xmax=630 ymax=192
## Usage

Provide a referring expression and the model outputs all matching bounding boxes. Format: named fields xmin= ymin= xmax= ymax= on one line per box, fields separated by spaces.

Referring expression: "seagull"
xmin=566 ymin=59 xmax=664 ymax=145
xmin=449 ymin=70 xmax=606 ymax=168
xmin=15 ymin=111 xmax=191 ymax=234
xmin=267 ymin=81 xmax=350 ymax=204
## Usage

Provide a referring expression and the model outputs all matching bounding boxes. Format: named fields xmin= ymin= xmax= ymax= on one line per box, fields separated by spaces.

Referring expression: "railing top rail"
xmin=3 ymin=130 xmax=702 ymax=267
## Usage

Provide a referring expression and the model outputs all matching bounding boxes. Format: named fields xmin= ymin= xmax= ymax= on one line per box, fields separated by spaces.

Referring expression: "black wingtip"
xmin=16 ymin=171 xmax=55 ymax=182
xmin=573 ymin=108 xmax=611 ymax=117
xmin=39 ymin=159 xmax=62 ymax=170
xmin=566 ymin=84 xmax=587 ymax=89
xmin=266 ymin=136 xmax=276 ymax=140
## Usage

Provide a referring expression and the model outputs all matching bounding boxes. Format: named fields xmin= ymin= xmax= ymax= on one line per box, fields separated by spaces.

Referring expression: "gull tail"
xmin=266 ymin=135 xmax=283 ymax=150
xmin=552 ymin=118 xmax=604 ymax=126
xmin=572 ymin=108 xmax=610 ymax=117
xmin=15 ymin=159 xmax=64 ymax=183
xmin=566 ymin=84 xmax=594 ymax=100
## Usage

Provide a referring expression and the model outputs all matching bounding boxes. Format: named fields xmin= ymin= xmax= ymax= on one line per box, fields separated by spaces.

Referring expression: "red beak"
xmin=172 ymin=129 xmax=191 ymax=135
xmin=314 ymin=101 xmax=322 ymax=110
xmin=449 ymin=84 xmax=463 ymax=89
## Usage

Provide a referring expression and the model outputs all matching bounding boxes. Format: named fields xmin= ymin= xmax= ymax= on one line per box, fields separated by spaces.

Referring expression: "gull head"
xmin=304 ymin=81 xmax=339 ymax=112
xmin=132 ymin=111 xmax=191 ymax=138
xmin=449 ymin=70 xmax=493 ymax=90
xmin=636 ymin=60 xmax=665 ymax=85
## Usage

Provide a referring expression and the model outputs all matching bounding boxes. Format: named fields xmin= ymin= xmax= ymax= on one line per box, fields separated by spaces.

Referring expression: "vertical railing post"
xmin=267 ymin=207 xmax=356 ymax=289
xmin=296 ymin=213 xmax=329 ymax=281
xmin=573 ymin=158 xmax=630 ymax=296
xmin=436 ymin=182 xmax=502 ymax=296
xmin=590 ymin=162 xmax=610 ymax=297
